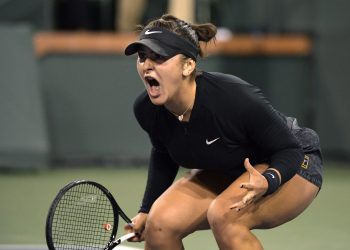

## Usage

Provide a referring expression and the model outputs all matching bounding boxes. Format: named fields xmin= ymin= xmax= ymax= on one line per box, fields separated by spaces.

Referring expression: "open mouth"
xmin=144 ymin=76 xmax=161 ymax=98
xmin=145 ymin=76 xmax=160 ymax=88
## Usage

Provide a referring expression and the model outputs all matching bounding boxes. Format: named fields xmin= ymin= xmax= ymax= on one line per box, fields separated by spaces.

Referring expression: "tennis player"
xmin=124 ymin=14 xmax=323 ymax=250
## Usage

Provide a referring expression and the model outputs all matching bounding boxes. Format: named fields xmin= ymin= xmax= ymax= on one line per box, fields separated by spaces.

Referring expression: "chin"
xmin=148 ymin=95 xmax=166 ymax=106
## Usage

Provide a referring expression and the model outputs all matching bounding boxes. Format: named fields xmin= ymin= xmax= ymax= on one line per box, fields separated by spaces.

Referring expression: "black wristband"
xmin=262 ymin=169 xmax=281 ymax=196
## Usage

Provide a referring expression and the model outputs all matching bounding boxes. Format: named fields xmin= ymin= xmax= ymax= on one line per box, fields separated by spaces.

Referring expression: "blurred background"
xmin=1 ymin=0 xmax=350 ymax=249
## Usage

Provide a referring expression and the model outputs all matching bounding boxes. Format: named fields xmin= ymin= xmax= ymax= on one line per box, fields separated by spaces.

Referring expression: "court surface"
xmin=1 ymin=161 xmax=350 ymax=250
xmin=0 ymin=246 xmax=140 ymax=250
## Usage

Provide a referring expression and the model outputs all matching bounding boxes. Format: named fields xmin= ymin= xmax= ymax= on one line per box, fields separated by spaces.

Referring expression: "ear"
xmin=182 ymin=59 xmax=196 ymax=77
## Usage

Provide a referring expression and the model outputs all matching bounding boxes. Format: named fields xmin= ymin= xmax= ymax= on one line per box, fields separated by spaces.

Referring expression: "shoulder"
xmin=199 ymin=72 xmax=266 ymax=100
xmin=197 ymin=71 xmax=270 ymax=112
xmin=200 ymin=71 xmax=244 ymax=84
xmin=133 ymin=91 xmax=158 ymax=132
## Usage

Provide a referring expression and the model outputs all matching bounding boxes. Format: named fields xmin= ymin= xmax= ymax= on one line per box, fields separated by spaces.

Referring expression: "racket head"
xmin=46 ymin=180 xmax=121 ymax=250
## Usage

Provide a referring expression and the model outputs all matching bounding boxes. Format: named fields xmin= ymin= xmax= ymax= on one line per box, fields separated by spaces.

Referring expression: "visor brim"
xmin=124 ymin=39 xmax=177 ymax=57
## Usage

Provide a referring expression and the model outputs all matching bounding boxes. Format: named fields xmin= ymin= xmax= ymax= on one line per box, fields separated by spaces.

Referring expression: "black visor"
xmin=124 ymin=27 xmax=199 ymax=60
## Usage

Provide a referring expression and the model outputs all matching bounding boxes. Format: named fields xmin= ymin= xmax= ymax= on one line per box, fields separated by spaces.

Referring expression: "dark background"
xmin=1 ymin=0 xmax=349 ymax=169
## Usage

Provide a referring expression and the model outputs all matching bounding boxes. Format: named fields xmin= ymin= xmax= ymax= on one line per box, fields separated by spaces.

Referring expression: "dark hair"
xmin=137 ymin=14 xmax=217 ymax=58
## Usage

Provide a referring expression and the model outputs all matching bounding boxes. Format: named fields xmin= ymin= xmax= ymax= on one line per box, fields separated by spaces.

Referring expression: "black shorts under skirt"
xmin=292 ymin=127 xmax=323 ymax=188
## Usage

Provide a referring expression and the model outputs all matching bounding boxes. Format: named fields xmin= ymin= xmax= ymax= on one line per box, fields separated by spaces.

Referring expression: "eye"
xmin=151 ymin=53 xmax=168 ymax=63
xmin=137 ymin=52 xmax=147 ymax=63
xmin=137 ymin=51 xmax=170 ymax=64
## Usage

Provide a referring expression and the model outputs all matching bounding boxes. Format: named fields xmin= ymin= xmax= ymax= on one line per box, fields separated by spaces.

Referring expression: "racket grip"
xmin=127 ymin=222 xmax=135 ymax=228
xmin=110 ymin=232 xmax=136 ymax=249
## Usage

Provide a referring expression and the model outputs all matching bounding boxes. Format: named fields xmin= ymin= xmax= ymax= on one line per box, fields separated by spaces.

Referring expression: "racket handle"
xmin=110 ymin=232 xmax=136 ymax=249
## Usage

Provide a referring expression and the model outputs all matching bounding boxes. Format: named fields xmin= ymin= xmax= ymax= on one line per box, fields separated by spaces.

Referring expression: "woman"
xmin=124 ymin=14 xmax=323 ymax=250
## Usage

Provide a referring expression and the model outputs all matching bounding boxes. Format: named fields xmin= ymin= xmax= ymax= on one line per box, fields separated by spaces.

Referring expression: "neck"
xmin=166 ymin=80 xmax=196 ymax=121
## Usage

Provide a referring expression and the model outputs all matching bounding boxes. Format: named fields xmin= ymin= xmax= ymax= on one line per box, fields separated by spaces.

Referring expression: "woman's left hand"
xmin=230 ymin=158 xmax=268 ymax=211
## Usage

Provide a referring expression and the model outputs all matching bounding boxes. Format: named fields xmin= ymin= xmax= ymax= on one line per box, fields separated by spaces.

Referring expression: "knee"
xmin=207 ymin=198 xmax=236 ymax=231
xmin=208 ymin=201 xmax=256 ymax=248
xmin=144 ymin=207 xmax=183 ymax=246
xmin=207 ymin=199 xmax=252 ymax=244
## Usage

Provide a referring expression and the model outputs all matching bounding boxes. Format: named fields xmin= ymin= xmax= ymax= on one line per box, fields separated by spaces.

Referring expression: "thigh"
xmin=147 ymin=169 xmax=234 ymax=237
xmin=215 ymin=165 xmax=320 ymax=230
xmin=251 ymin=174 xmax=319 ymax=229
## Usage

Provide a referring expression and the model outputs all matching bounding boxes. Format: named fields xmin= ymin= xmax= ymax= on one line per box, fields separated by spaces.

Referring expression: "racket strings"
xmin=51 ymin=183 xmax=116 ymax=249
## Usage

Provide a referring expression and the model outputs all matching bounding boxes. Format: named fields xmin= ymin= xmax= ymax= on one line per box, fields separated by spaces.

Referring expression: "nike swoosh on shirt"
xmin=206 ymin=137 xmax=220 ymax=145
xmin=145 ymin=30 xmax=162 ymax=35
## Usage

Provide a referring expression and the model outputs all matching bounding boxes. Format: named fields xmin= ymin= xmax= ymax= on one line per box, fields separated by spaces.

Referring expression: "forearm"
xmin=139 ymin=148 xmax=179 ymax=213
xmin=261 ymin=147 xmax=303 ymax=196
xmin=269 ymin=147 xmax=303 ymax=184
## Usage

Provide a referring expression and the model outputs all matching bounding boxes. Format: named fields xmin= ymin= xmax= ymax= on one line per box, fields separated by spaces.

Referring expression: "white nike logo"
xmin=266 ymin=173 xmax=275 ymax=179
xmin=206 ymin=137 xmax=220 ymax=145
xmin=145 ymin=30 xmax=162 ymax=35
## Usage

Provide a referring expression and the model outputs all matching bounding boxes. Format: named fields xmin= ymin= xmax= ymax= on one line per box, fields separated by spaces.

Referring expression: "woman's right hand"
xmin=124 ymin=212 xmax=148 ymax=242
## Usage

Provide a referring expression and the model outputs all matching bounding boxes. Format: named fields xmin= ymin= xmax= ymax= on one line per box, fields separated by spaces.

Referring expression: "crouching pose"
xmin=124 ymin=14 xmax=323 ymax=250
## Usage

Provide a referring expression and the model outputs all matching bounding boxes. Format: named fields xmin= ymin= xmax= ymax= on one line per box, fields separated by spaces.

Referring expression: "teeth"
xmin=154 ymin=86 xmax=160 ymax=90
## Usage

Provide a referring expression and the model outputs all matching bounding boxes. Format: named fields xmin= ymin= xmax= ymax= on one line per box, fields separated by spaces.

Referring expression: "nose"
xmin=143 ymin=57 xmax=155 ymax=72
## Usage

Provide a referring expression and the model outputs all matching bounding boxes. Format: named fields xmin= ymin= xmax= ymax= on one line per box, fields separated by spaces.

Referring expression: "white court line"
xmin=0 ymin=245 xmax=141 ymax=250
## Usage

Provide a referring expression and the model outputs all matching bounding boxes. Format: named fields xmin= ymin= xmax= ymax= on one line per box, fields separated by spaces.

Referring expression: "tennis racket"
xmin=46 ymin=180 xmax=136 ymax=250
